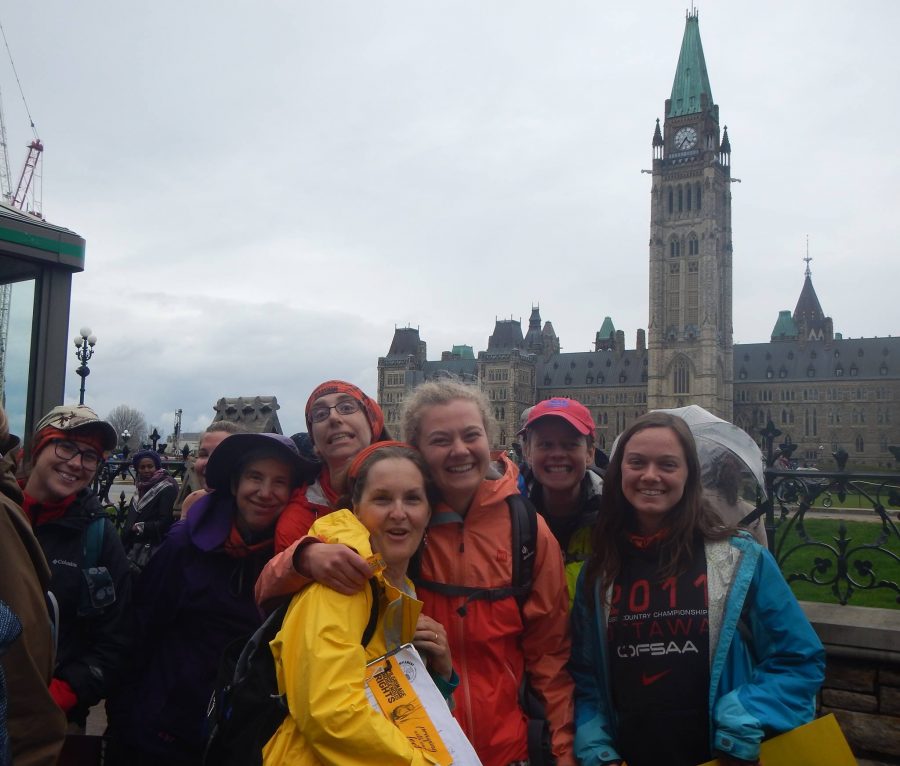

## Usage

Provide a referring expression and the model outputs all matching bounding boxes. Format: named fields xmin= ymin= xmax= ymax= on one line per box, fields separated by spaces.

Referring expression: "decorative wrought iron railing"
xmin=754 ymin=421 xmax=900 ymax=606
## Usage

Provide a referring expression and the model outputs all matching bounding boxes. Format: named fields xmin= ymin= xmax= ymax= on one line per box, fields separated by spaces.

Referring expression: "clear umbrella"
xmin=656 ymin=405 xmax=767 ymax=500
xmin=611 ymin=405 xmax=767 ymax=499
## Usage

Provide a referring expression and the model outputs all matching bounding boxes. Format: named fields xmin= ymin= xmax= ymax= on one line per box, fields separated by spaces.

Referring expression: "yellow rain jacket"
xmin=262 ymin=509 xmax=438 ymax=766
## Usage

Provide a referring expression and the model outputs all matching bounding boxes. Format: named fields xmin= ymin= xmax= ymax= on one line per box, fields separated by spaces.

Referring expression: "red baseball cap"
xmin=517 ymin=398 xmax=595 ymax=439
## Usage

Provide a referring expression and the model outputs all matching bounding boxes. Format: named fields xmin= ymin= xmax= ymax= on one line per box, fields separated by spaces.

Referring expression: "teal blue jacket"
xmin=570 ymin=535 xmax=825 ymax=764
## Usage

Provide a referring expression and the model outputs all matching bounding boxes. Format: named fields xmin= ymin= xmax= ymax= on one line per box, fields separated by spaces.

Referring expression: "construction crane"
xmin=0 ymin=18 xmax=42 ymax=404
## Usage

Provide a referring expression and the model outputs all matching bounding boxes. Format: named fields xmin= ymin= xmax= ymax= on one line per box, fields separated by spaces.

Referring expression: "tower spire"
xmin=669 ymin=11 xmax=716 ymax=120
xmin=803 ymin=234 xmax=812 ymax=276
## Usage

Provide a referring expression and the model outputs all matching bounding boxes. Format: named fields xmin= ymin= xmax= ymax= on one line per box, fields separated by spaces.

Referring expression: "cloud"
xmin=0 ymin=0 xmax=896 ymax=437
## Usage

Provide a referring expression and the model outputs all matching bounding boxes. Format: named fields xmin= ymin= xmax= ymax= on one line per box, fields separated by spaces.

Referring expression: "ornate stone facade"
xmin=375 ymin=13 xmax=899 ymax=468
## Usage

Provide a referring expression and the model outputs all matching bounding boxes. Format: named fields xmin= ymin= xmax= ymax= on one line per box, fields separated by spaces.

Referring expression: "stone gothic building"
xmin=376 ymin=12 xmax=899 ymax=467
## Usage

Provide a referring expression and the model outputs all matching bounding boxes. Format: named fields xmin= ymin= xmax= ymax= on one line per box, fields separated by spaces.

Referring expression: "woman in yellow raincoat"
xmin=262 ymin=442 xmax=455 ymax=765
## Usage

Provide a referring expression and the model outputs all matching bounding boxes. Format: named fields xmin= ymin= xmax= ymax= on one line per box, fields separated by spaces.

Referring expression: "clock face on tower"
xmin=674 ymin=126 xmax=698 ymax=150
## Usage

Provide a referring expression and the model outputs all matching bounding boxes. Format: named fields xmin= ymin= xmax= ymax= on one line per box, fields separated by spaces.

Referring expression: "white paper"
xmin=366 ymin=643 xmax=483 ymax=766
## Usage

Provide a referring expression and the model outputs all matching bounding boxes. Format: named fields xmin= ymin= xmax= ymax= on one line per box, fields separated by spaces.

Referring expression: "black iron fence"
xmin=755 ymin=420 xmax=900 ymax=606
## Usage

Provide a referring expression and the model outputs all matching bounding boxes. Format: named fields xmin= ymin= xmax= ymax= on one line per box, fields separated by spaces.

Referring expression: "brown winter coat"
xmin=0 ymin=439 xmax=66 ymax=766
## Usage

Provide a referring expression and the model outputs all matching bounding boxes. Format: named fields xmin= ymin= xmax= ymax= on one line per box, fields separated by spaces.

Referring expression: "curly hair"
xmin=584 ymin=412 xmax=731 ymax=600
xmin=400 ymin=377 xmax=496 ymax=448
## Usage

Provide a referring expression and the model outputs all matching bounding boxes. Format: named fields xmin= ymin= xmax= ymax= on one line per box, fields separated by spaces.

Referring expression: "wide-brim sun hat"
xmin=204 ymin=432 xmax=309 ymax=492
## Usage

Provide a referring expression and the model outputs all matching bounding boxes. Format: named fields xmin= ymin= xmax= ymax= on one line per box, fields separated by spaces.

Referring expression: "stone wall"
xmin=802 ymin=602 xmax=900 ymax=764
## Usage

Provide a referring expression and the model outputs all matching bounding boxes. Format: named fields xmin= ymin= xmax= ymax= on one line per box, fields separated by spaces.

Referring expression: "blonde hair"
xmin=401 ymin=378 xmax=495 ymax=447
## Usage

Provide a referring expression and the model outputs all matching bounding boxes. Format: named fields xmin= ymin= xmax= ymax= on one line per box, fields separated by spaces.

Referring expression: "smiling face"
xmin=195 ymin=431 xmax=231 ymax=491
xmin=234 ymin=457 xmax=293 ymax=535
xmin=354 ymin=457 xmax=430 ymax=579
xmin=26 ymin=437 xmax=98 ymax=503
xmin=310 ymin=392 xmax=374 ymax=470
xmin=620 ymin=426 xmax=689 ymax=535
xmin=524 ymin=418 xmax=593 ymax=498
xmin=136 ymin=457 xmax=158 ymax=482
xmin=417 ymin=399 xmax=490 ymax=514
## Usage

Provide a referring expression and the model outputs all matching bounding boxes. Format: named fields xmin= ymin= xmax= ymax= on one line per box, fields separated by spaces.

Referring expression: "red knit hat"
xmin=305 ymin=380 xmax=385 ymax=444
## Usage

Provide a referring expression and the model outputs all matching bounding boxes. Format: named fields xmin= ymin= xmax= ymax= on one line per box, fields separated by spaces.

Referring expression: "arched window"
xmin=686 ymin=184 xmax=692 ymax=211
xmin=677 ymin=185 xmax=683 ymax=212
xmin=670 ymin=238 xmax=681 ymax=257
xmin=695 ymin=182 xmax=702 ymax=210
xmin=855 ymin=435 xmax=864 ymax=453
xmin=688 ymin=234 xmax=699 ymax=255
xmin=673 ymin=359 xmax=690 ymax=394
xmin=667 ymin=187 xmax=673 ymax=214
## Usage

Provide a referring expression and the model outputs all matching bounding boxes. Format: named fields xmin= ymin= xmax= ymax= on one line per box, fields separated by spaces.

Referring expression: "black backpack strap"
xmin=508 ymin=494 xmax=537 ymax=612
xmin=361 ymin=579 xmax=379 ymax=646
xmin=413 ymin=579 xmax=527 ymax=617
xmin=414 ymin=495 xmax=539 ymax=617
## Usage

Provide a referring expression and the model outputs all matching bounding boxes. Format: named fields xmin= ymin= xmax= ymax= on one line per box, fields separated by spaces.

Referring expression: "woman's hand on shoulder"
xmin=413 ymin=615 xmax=452 ymax=680
xmin=296 ymin=541 xmax=371 ymax=595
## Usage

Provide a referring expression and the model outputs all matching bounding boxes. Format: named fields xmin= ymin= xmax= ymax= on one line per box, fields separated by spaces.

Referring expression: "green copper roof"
xmin=451 ymin=344 xmax=475 ymax=359
xmin=668 ymin=12 xmax=715 ymax=118
xmin=596 ymin=316 xmax=616 ymax=340
xmin=771 ymin=310 xmax=799 ymax=340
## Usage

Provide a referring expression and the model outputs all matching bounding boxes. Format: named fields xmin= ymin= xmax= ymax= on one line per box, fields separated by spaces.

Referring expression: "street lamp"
xmin=120 ymin=429 xmax=131 ymax=479
xmin=73 ymin=327 xmax=97 ymax=405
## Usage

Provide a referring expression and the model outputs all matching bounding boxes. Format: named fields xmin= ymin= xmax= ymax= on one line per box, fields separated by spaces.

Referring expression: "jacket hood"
xmin=585 ymin=468 xmax=603 ymax=499
xmin=308 ymin=508 xmax=374 ymax=560
xmin=308 ymin=508 xmax=422 ymax=640
xmin=459 ymin=452 xmax=520 ymax=517
xmin=185 ymin=491 xmax=236 ymax=552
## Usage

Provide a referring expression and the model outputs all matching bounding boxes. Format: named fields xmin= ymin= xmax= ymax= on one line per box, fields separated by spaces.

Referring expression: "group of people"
xmin=0 ymin=377 xmax=826 ymax=766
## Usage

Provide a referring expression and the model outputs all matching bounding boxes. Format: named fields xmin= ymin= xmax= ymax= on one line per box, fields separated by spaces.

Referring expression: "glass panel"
xmin=2 ymin=278 xmax=35 ymax=439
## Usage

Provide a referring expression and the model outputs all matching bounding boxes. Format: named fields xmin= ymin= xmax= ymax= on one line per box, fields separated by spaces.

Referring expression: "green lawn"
xmin=774 ymin=517 xmax=900 ymax=609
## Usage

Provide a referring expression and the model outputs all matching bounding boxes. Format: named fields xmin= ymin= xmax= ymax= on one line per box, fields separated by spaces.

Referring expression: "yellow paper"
xmin=698 ymin=714 xmax=855 ymax=766
xmin=367 ymin=656 xmax=453 ymax=766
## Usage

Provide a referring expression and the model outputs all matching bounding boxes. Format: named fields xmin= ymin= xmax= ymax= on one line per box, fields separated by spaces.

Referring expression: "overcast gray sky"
xmin=3 ymin=1 xmax=899 ymax=438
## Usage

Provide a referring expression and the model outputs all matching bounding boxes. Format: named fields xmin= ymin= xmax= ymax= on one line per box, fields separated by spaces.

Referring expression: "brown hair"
xmin=584 ymin=412 xmax=731 ymax=599
xmin=345 ymin=444 xmax=439 ymax=510
xmin=401 ymin=378 xmax=495 ymax=448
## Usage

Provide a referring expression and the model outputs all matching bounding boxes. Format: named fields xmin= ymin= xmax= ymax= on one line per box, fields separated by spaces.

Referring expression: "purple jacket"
xmin=109 ymin=492 xmax=272 ymax=761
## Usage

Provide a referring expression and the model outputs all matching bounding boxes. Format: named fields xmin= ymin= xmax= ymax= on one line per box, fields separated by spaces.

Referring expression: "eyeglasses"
xmin=53 ymin=439 xmax=101 ymax=470
xmin=309 ymin=399 xmax=362 ymax=424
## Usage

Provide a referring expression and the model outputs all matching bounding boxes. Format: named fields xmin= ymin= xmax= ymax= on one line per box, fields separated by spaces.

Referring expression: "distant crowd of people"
xmin=0 ymin=378 xmax=825 ymax=766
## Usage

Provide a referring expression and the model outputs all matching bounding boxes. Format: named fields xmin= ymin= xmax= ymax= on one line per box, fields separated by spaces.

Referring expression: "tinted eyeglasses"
xmin=53 ymin=439 xmax=101 ymax=470
xmin=309 ymin=399 xmax=362 ymax=424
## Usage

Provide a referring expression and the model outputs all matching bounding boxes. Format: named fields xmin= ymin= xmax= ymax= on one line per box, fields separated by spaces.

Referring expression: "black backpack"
xmin=203 ymin=578 xmax=380 ymax=766
xmin=413 ymin=494 xmax=554 ymax=766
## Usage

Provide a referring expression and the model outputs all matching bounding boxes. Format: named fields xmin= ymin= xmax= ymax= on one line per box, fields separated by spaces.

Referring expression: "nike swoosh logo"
xmin=641 ymin=669 xmax=672 ymax=686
